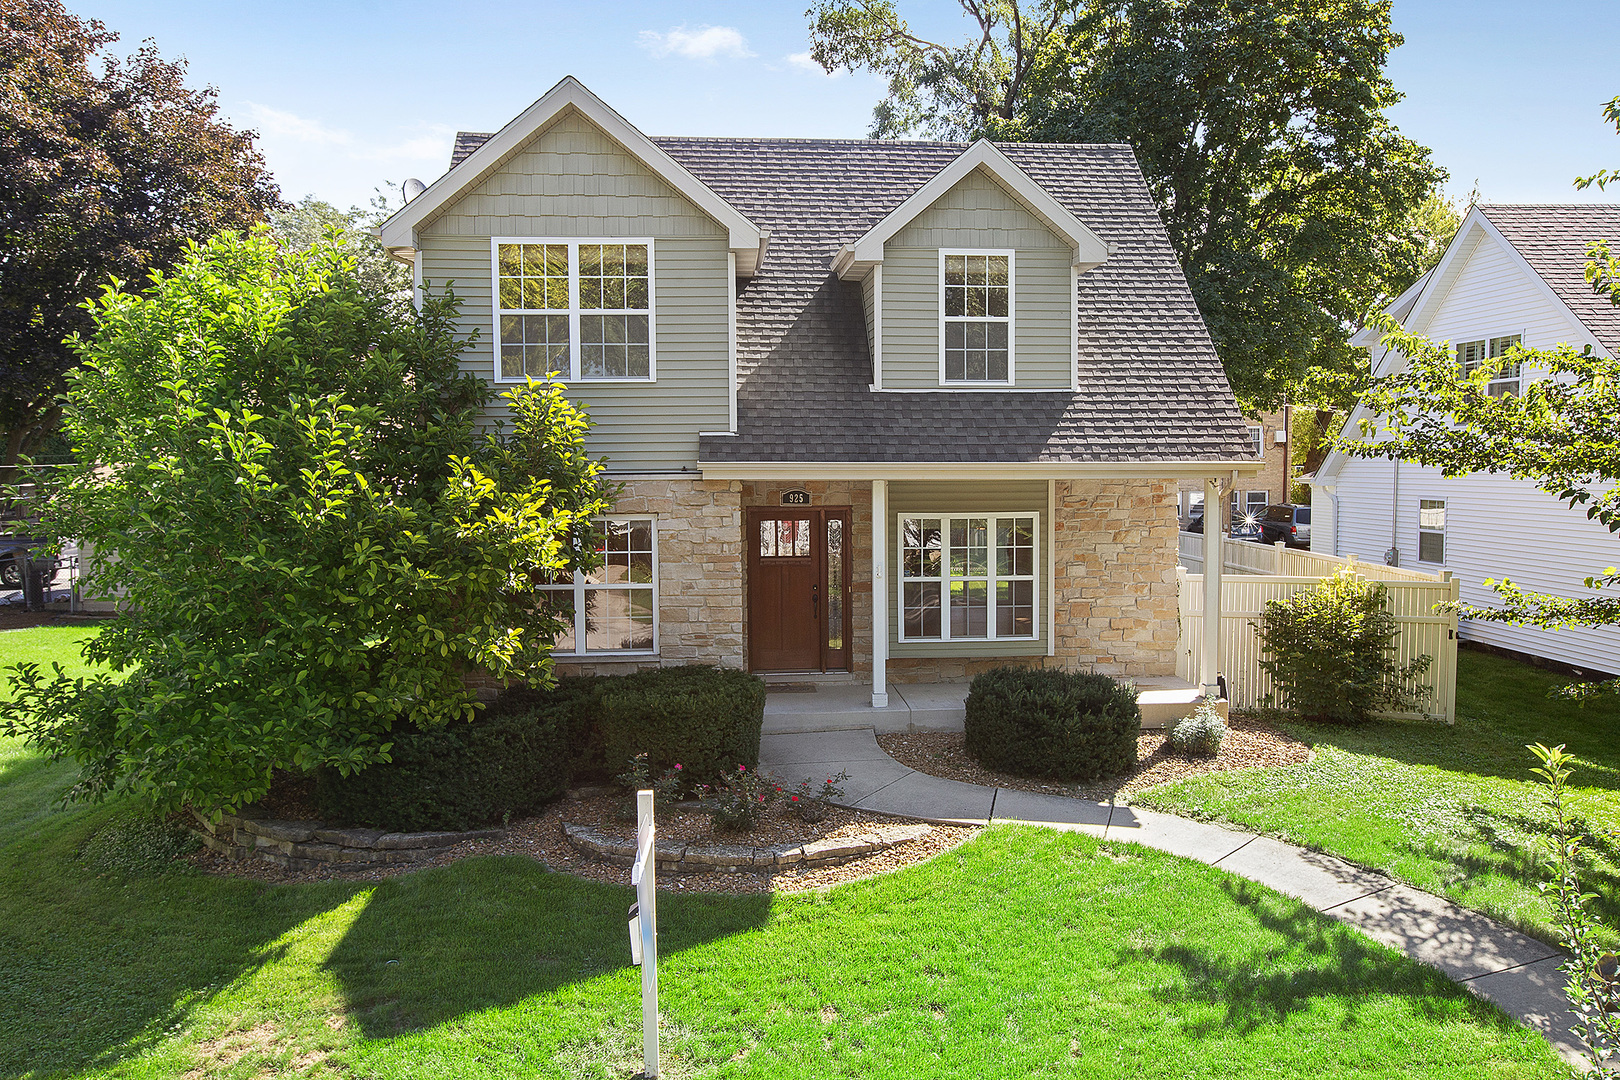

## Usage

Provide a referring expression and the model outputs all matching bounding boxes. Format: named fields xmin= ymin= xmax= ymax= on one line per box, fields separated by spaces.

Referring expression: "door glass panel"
xmin=826 ymin=517 xmax=844 ymax=651
xmin=759 ymin=518 xmax=812 ymax=558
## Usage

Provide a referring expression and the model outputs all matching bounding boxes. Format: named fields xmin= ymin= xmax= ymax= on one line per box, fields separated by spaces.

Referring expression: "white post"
xmin=871 ymin=479 xmax=889 ymax=708
xmin=1201 ymin=477 xmax=1223 ymax=699
xmin=631 ymin=789 xmax=659 ymax=1076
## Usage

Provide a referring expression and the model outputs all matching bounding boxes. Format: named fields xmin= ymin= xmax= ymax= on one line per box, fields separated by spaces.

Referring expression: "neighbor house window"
xmin=1231 ymin=490 xmax=1267 ymax=522
xmin=1247 ymin=490 xmax=1269 ymax=514
xmin=1417 ymin=499 xmax=1446 ymax=564
xmin=941 ymin=251 xmax=1013 ymax=383
xmin=538 ymin=517 xmax=657 ymax=654
xmin=899 ymin=514 xmax=1037 ymax=640
xmin=1182 ymin=491 xmax=1205 ymax=521
xmin=1458 ymin=335 xmax=1521 ymax=397
xmin=494 ymin=239 xmax=653 ymax=382
xmin=1248 ymin=424 xmax=1264 ymax=458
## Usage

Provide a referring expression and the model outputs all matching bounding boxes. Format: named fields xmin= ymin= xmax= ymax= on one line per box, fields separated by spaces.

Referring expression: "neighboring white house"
xmin=1311 ymin=203 xmax=1620 ymax=676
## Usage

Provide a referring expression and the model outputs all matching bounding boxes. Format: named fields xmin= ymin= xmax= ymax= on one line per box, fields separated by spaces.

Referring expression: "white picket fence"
xmin=1174 ymin=564 xmax=1461 ymax=723
xmin=1178 ymin=533 xmax=1448 ymax=583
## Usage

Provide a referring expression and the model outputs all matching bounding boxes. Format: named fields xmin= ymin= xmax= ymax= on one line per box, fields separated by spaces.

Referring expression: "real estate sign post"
xmin=628 ymin=789 xmax=659 ymax=1076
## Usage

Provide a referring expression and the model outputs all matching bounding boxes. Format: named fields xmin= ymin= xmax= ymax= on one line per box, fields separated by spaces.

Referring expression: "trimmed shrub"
xmin=1168 ymin=700 xmax=1227 ymax=757
xmin=963 ymin=667 xmax=1139 ymax=781
xmin=598 ymin=665 xmax=766 ymax=788
xmin=315 ymin=702 xmax=572 ymax=832
xmin=1257 ymin=568 xmax=1432 ymax=723
xmin=484 ymin=675 xmax=609 ymax=781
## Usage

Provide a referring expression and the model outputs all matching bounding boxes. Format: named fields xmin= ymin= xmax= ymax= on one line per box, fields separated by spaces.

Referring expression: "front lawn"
xmin=1136 ymin=647 xmax=1620 ymax=947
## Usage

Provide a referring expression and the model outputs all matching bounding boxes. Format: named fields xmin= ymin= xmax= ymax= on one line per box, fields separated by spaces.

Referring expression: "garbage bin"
xmin=21 ymin=549 xmax=52 ymax=611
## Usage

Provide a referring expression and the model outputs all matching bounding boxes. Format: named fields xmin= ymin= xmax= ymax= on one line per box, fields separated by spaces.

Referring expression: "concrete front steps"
xmin=763 ymin=674 xmax=1217 ymax=734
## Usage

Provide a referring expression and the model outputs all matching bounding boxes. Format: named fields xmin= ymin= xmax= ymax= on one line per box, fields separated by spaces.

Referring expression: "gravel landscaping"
xmin=189 ymin=789 xmax=976 ymax=894
xmin=879 ymin=716 xmax=1313 ymax=801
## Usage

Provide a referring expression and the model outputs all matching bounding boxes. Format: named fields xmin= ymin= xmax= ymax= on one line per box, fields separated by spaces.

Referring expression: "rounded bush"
xmin=598 ymin=665 xmax=766 ymax=788
xmin=1168 ymin=701 xmax=1227 ymax=757
xmin=963 ymin=666 xmax=1139 ymax=781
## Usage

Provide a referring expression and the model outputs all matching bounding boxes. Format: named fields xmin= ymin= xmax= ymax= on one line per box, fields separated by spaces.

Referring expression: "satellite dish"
xmin=402 ymin=178 xmax=427 ymax=202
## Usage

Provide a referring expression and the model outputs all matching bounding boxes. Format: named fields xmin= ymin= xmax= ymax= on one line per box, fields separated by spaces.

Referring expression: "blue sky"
xmin=80 ymin=0 xmax=1620 ymax=213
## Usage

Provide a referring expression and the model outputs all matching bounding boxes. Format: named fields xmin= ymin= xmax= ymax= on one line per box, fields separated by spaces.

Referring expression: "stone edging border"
xmin=563 ymin=822 xmax=932 ymax=873
xmin=187 ymin=810 xmax=504 ymax=871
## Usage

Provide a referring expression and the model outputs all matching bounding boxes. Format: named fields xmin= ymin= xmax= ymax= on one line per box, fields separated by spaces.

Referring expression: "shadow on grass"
xmin=0 ymin=829 xmax=365 ymax=1079
xmin=1134 ymin=876 xmax=1527 ymax=1038
xmin=323 ymin=855 xmax=772 ymax=1038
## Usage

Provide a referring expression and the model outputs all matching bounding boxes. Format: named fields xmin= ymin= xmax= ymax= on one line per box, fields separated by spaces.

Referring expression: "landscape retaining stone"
xmin=563 ymin=822 xmax=932 ymax=874
xmin=185 ymin=810 xmax=504 ymax=872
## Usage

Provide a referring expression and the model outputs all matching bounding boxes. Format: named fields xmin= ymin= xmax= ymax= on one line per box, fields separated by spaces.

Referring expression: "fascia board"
xmin=379 ymin=76 xmax=762 ymax=260
xmin=837 ymin=140 xmax=1110 ymax=278
xmin=698 ymin=459 xmax=1264 ymax=481
xmin=1349 ymin=269 xmax=1436 ymax=348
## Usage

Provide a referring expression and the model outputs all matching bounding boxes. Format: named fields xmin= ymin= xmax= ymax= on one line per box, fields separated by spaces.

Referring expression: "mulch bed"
xmin=188 ymin=790 xmax=976 ymax=894
xmin=878 ymin=716 xmax=1313 ymax=803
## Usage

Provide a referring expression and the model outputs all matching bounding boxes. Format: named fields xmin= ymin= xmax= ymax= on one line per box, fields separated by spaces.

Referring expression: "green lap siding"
xmin=416 ymin=109 xmax=731 ymax=472
xmin=888 ymin=480 xmax=1051 ymax=658
xmin=881 ymin=169 xmax=1074 ymax=391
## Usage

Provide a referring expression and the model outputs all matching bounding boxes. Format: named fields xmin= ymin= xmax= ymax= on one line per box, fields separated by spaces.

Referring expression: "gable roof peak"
xmin=379 ymin=75 xmax=766 ymax=273
xmin=831 ymin=138 xmax=1112 ymax=279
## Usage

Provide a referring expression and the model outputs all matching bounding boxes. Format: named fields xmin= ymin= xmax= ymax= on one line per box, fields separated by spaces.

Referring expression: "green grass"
xmin=1137 ymin=647 xmax=1620 ymax=947
xmin=0 ymin=627 xmax=1571 ymax=1077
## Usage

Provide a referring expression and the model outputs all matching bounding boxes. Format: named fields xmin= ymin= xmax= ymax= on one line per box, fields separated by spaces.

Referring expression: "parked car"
xmin=0 ymin=533 xmax=60 ymax=590
xmin=1228 ymin=513 xmax=1263 ymax=542
xmin=1256 ymin=504 xmax=1312 ymax=548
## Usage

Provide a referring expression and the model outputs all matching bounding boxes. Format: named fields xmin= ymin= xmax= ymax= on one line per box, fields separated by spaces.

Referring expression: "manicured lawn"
xmin=0 ymin=627 xmax=1570 ymax=1076
xmin=1137 ymin=647 xmax=1620 ymax=947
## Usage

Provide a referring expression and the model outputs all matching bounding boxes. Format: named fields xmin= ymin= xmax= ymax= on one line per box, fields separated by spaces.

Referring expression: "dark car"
xmin=0 ymin=534 xmax=60 ymax=590
xmin=1255 ymin=504 xmax=1313 ymax=548
xmin=1184 ymin=512 xmax=1264 ymax=541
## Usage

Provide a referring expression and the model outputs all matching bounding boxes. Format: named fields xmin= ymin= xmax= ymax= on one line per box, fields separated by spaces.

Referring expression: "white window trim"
xmin=1457 ymin=333 xmax=1523 ymax=397
xmin=1417 ymin=499 xmax=1446 ymax=565
xmin=938 ymin=248 xmax=1016 ymax=387
xmin=1248 ymin=424 xmax=1264 ymax=458
xmin=490 ymin=236 xmax=657 ymax=384
xmin=897 ymin=511 xmax=1040 ymax=642
xmin=539 ymin=516 xmax=660 ymax=657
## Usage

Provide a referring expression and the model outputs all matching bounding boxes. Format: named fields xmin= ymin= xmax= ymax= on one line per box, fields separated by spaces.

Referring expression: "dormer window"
xmin=941 ymin=251 xmax=1013 ymax=383
xmin=493 ymin=238 xmax=654 ymax=382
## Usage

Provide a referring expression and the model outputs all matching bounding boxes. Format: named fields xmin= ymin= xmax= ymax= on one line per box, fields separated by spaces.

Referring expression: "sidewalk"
xmin=761 ymin=726 xmax=1593 ymax=1072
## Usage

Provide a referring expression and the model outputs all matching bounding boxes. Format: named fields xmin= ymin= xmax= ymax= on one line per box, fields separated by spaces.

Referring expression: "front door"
xmin=747 ymin=507 xmax=851 ymax=673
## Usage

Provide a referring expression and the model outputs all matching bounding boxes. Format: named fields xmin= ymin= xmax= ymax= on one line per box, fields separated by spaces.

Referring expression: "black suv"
xmin=1255 ymin=504 xmax=1312 ymax=548
xmin=0 ymin=533 xmax=59 ymax=590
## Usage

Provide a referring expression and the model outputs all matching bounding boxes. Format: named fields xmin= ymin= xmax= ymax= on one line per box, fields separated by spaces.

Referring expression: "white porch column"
xmin=871 ymin=479 xmax=889 ymax=708
xmin=1201 ymin=476 xmax=1223 ymax=699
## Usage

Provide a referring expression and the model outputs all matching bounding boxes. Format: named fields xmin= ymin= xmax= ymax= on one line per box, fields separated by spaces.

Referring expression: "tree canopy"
xmin=0 ymin=230 xmax=611 ymax=813
xmin=807 ymin=0 xmax=1446 ymax=409
xmin=0 ymin=0 xmax=280 ymax=475
xmin=270 ymin=193 xmax=413 ymax=302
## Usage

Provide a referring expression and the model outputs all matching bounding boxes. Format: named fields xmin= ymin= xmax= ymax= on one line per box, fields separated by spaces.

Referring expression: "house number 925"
xmin=780 ymin=490 xmax=811 ymax=505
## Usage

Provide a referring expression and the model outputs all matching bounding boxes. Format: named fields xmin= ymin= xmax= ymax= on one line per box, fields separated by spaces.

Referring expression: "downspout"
xmin=1387 ymin=458 xmax=1401 ymax=566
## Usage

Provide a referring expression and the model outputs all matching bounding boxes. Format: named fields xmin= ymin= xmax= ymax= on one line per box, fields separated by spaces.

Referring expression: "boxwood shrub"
xmin=314 ymin=694 xmax=576 ymax=832
xmin=598 ymin=665 xmax=766 ymax=789
xmin=963 ymin=666 xmax=1139 ymax=781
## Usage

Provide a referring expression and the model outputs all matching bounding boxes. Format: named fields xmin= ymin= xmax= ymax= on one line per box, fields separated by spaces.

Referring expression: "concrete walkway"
xmin=761 ymin=727 xmax=1593 ymax=1071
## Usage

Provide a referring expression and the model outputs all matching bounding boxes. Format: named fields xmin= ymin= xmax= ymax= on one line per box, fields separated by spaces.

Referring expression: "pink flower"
xmin=738 ymin=765 xmax=746 ymax=773
xmin=790 ymin=795 xmax=799 ymax=802
xmin=674 ymin=763 xmax=682 ymax=771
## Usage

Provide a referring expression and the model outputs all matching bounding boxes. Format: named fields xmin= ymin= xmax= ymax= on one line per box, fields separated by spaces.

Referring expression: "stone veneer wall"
xmin=740 ymin=480 xmax=873 ymax=674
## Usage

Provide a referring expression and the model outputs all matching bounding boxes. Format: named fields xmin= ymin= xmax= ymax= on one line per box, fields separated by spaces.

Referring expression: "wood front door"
xmin=747 ymin=507 xmax=851 ymax=673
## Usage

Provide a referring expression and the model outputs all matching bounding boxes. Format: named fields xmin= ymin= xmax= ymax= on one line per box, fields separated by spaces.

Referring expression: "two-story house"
xmin=1312 ymin=203 xmax=1620 ymax=676
xmin=380 ymin=77 xmax=1260 ymax=709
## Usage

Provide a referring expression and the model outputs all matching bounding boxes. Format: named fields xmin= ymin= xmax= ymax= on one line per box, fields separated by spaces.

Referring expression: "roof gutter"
xmin=697 ymin=459 xmax=1265 ymax=482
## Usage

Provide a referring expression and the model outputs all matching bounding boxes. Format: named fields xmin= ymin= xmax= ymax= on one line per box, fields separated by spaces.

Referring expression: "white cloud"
xmin=245 ymin=102 xmax=450 ymax=165
xmin=638 ymin=25 xmax=754 ymax=61
xmin=786 ymin=51 xmax=839 ymax=77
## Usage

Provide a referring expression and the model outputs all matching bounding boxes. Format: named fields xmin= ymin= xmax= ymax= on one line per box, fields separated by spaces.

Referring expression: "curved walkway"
xmin=761 ymin=727 xmax=1593 ymax=1071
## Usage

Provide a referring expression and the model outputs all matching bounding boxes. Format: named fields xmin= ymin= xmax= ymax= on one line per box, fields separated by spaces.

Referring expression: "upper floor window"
xmin=1248 ymin=424 xmax=1264 ymax=458
xmin=1458 ymin=335 xmax=1520 ymax=397
xmin=941 ymin=251 xmax=1013 ymax=384
xmin=494 ymin=239 xmax=653 ymax=382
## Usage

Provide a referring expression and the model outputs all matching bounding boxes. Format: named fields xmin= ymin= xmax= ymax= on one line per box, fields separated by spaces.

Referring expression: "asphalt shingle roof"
xmin=448 ymin=132 xmax=1252 ymax=465
xmin=1479 ymin=204 xmax=1620 ymax=359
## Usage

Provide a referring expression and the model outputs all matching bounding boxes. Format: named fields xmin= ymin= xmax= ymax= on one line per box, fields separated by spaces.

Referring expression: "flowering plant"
xmin=698 ymin=763 xmax=783 ymax=832
xmin=789 ymin=770 xmax=850 ymax=823
xmin=615 ymin=753 xmax=685 ymax=820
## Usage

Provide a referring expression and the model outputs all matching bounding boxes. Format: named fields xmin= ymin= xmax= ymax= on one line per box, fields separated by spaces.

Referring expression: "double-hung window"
xmin=494 ymin=239 xmax=653 ymax=382
xmin=1417 ymin=499 xmax=1446 ymax=564
xmin=941 ymin=251 xmax=1013 ymax=383
xmin=899 ymin=514 xmax=1038 ymax=641
xmin=1248 ymin=424 xmax=1264 ymax=458
xmin=1457 ymin=335 xmax=1521 ymax=397
xmin=538 ymin=517 xmax=658 ymax=655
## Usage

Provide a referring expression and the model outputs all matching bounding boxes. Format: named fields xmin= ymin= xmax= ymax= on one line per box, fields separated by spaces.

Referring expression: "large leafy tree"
xmin=0 ymin=0 xmax=279 ymax=476
xmin=270 ymin=193 xmax=412 ymax=301
xmin=807 ymin=0 xmax=1444 ymax=410
xmin=0 ymin=230 xmax=611 ymax=813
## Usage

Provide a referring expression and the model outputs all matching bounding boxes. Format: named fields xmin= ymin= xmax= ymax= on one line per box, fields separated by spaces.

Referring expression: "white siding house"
xmin=1312 ymin=203 xmax=1620 ymax=676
